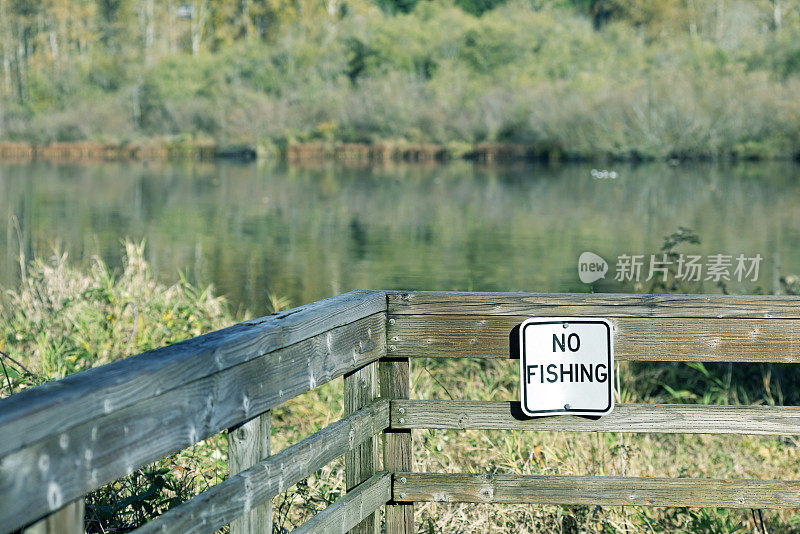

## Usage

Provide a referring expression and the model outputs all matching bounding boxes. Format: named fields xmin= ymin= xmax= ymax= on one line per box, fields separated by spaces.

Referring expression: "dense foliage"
xmin=2 ymin=0 xmax=800 ymax=159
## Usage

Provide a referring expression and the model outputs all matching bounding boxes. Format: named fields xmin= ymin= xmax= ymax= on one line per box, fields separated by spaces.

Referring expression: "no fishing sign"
xmin=519 ymin=318 xmax=614 ymax=417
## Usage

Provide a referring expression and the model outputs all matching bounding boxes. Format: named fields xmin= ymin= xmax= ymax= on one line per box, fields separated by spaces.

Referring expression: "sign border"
xmin=519 ymin=317 xmax=614 ymax=417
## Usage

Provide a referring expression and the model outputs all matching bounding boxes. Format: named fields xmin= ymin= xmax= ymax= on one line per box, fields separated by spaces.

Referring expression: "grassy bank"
xmin=3 ymin=2 xmax=800 ymax=161
xmin=3 ymin=243 xmax=800 ymax=532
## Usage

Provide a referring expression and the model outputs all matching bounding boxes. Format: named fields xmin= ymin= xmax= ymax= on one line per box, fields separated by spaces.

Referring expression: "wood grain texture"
xmin=387 ymin=291 xmax=800 ymax=318
xmin=379 ymin=357 xmax=414 ymax=534
xmin=390 ymin=400 xmax=800 ymax=435
xmin=228 ymin=412 xmax=271 ymax=534
xmin=293 ymin=473 xmax=391 ymax=534
xmin=0 ymin=313 xmax=385 ymax=534
xmin=0 ymin=290 xmax=386 ymax=459
xmin=395 ymin=473 xmax=800 ymax=508
xmin=388 ymin=314 xmax=800 ymax=362
xmin=135 ymin=399 xmax=390 ymax=534
xmin=344 ymin=363 xmax=380 ymax=534
xmin=21 ymin=499 xmax=84 ymax=534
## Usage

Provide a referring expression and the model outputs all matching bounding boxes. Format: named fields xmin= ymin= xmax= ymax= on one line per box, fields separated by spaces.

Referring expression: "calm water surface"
xmin=1 ymin=160 xmax=799 ymax=314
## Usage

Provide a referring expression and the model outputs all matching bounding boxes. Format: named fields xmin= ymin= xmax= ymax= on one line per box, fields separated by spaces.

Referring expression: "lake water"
xmin=1 ymin=160 xmax=799 ymax=314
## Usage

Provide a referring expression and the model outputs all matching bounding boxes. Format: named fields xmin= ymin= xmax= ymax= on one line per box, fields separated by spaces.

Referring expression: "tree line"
xmin=2 ymin=0 xmax=800 ymax=159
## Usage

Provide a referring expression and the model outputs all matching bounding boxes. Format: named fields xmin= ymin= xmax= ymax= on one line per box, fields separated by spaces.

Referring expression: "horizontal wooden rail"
xmin=387 ymin=292 xmax=800 ymax=318
xmin=390 ymin=400 xmax=800 ymax=435
xmin=293 ymin=472 xmax=391 ymax=534
xmin=0 ymin=290 xmax=386 ymax=533
xmin=388 ymin=314 xmax=800 ymax=362
xmin=136 ymin=398 xmax=390 ymax=533
xmin=395 ymin=473 xmax=800 ymax=509
xmin=1 ymin=290 xmax=385 ymax=457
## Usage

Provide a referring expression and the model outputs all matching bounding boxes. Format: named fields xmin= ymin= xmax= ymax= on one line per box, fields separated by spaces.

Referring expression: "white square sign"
xmin=519 ymin=317 xmax=614 ymax=417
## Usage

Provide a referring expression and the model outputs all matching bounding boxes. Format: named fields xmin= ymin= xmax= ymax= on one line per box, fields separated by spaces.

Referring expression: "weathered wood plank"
xmin=0 ymin=290 xmax=386 ymax=459
xmin=388 ymin=315 xmax=800 ymax=362
xmin=293 ymin=473 xmax=391 ymax=534
xmin=0 ymin=313 xmax=385 ymax=534
xmin=379 ymin=357 xmax=414 ymax=534
xmin=21 ymin=499 xmax=84 ymax=534
xmin=344 ymin=363 xmax=380 ymax=534
xmin=228 ymin=412 xmax=271 ymax=534
xmin=135 ymin=398 xmax=390 ymax=534
xmin=387 ymin=291 xmax=800 ymax=318
xmin=395 ymin=473 xmax=800 ymax=509
xmin=390 ymin=400 xmax=800 ymax=435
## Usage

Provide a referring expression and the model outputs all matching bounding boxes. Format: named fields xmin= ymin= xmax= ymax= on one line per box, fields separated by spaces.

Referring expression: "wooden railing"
xmin=0 ymin=290 xmax=388 ymax=534
xmin=2 ymin=290 xmax=800 ymax=533
xmin=385 ymin=291 xmax=800 ymax=518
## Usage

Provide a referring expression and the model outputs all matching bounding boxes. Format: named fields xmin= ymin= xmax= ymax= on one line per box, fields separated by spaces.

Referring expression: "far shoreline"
xmin=1 ymin=139 xmax=799 ymax=165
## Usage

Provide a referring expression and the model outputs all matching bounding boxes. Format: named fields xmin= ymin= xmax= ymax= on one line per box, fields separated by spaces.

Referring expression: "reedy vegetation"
xmin=0 ymin=241 xmax=228 ymax=389
xmin=3 ymin=0 xmax=800 ymax=159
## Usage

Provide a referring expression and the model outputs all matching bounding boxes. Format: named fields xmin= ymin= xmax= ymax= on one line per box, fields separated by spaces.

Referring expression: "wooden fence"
xmin=2 ymin=291 xmax=800 ymax=533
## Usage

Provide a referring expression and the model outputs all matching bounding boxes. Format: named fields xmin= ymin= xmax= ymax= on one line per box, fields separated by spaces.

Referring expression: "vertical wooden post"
xmin=380 ymin=356 xmax=414 ymax=534
xmin=22 ymin=499 xmax=83 ymax=534
xmin=228 ymin=411 xmax=272 ymax=534
xmin=344 ymin=362 xmax=380 ymax=534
